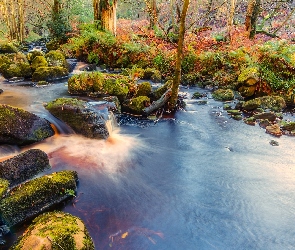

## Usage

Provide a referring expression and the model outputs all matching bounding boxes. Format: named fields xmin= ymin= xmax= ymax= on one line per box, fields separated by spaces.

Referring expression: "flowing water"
xmin=1 ymin=75 xmax=295 ymax=250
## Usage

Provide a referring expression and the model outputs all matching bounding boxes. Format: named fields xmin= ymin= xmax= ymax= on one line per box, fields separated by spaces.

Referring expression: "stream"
xmin=0 ymin=73 xmax=295 ymax=250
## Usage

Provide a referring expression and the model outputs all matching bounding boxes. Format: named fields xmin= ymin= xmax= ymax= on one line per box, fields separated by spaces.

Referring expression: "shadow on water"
xmin=1 ymin=77 xmax=295 ymax=249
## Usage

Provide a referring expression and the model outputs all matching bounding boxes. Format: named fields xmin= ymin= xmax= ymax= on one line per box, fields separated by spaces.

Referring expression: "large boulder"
xmin=0 ymin=43 xmax=18 ymax=54
xmin=212 ymin=89 xmax=234 ymax=101
xmin=11 ymin=211 xmax=95 ymax=250
xmin=32 ymin=66 xmax=68 ymax=82
xmin=0 ymin=53 xmax=32 ymax=79
xmin=68 ymin=72 xmax=133 ymax=101
xmin=242 ymin=96 xmax=286 ymax=112
xmin=0 ymin=105 xmax=55 ymax=145
xmin=0 ymin=149 xmax=50 ymax=187
xmin=0 ymin=170 xmax=78 ymax=227
xmin=45 ymin=98 xmax=110 ymax=139
xmin=45 ymin=50 xmax=69 ymax=69
xmin=237 ymin=67 xmax=259 ymax=97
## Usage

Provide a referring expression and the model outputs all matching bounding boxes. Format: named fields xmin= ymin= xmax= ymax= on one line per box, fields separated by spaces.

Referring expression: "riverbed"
xmin=0 ymin=75 xmax=295 ymax=250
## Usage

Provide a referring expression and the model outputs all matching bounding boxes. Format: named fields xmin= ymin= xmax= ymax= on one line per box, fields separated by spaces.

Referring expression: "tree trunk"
xmin=227 ymin=0 xmax=237 ymax=42
xmin=150 ymin=0 xmax=157 ymax=29
xmin=169 ymin=0 xmax=190 ymax=110
xmin=94 ymin=0 xmax=117 ymax=35
xmin=245 ymin=0 xmax=261 ymax=39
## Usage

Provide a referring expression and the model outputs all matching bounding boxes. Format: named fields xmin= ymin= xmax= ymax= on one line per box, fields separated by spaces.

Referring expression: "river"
xmin=0 ymin=74 xmax=295 ymax=250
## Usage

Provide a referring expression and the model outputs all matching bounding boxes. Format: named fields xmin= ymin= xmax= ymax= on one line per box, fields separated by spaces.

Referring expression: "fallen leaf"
xmin=121 ymin=232 xmax=128 ymax=239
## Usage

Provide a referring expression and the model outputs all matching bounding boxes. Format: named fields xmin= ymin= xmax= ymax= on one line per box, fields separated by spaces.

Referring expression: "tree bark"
xmin=227 ymin=0 xmax=237 ymax=42
xmin=245 ymin=0 xmax=261 ymax=39
xmin=94 ymin=0 xmax=117 ymax=35
xmin=169 ymin=0 xmax=190 ymax=110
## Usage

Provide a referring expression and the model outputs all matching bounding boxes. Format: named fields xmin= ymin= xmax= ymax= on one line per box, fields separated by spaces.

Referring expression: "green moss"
xmin=0 ymin=42 xmax=18 ymax=53
xmin=0 ymin=170 xmax=78 ymax=227
xmin=68 ymin=72 xmax=133 ymax=100
xmin=212 ymin=89 xmax=234 ymax=101
xmin=11 ymin=211 xmax=95 ymax=250
xmin=238 ymin=67 xmax=259 ymax=83
xmin=26 ymin=50 xmax=44 ymax=63
xmin=227 ymin=110 xmax=242 ymax=116
xmin=45 ymin=50 xmax=68 ymax=69
xmin=281 ymin=121 xmax=295 ymax=131
xmin=192 ymin=92 xmax=202 ymax=99
xmin=31 ymin=56 xmax=48 ymax=71
xmin=0 ymin=178 xmax=9 ymax=197
xmin=32 ymin=66 xmax=68 ymax=82
xmin=136 ymin=82 xmax=151 ymax=97
xmin=153 ymin=80 xmax=172 ymax=100
xmin=242 ymin=96 xmax=286 ymax=111
xmin=126 ymin=96 xmax=150 ymax=114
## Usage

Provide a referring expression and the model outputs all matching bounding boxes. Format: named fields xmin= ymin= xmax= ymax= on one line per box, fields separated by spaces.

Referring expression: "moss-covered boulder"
xmin=142 ymin=68 xmax=162 ymax=82
xmin=0 ymin=170 xmax=78 ymax=227
xmin=0 ymin=149 xmax=50 ymax=187
xmin=11 ymin=211 xmax=94 ymax=249
xmin=45 ymin=98 xmax=110 ymax=139
xmin=152 ymin=80 xmax=172 ymax=100
xmin=31 ymin=55 xmax=48 ymax=71
xmin=0 ymin=104 xmax=55 ymax=145
xmin=0 ymin=178 xmax=9 ymax=197
xmin=136 ymin=82 xmax=152 ymax=97
xmin=0 ymin=53 xmax=32 ymax=79
xmin=212 ymin=89 xmax=234 ymax=101
xmin=68 ymin=72 xmax=133 ymax=101
xmin=26 ymin=50 xmax=44 ymax=63
xmin=242 ymin=96 xmax=286 ymax=111
xmin=45 ymin=50 xmax=69 ymax=69
xmin=11 ymin=211 xmax=94 ymax=250
xmin=0 ymin=43 xmax=18 ymax=54
xmin=123 ymin=96 xmax=150 ymax=115
xmin=192 ymin=92 xmax=203 ymax=99
xmin=32 ymin=66 xmax=68 ymax=82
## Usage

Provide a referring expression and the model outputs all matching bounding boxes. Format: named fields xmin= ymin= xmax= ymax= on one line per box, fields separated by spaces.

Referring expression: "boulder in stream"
xmin=45 ymin=98 xmax=111 ymax=139
xmin=10 ymin=211 xmax=95 ymax=250
xmin=0 ymin=170 xmax=78 ymax=227
xmin=0 ymin=149 xmax=50 ymax=187
xmin=0 ymin=104 xmax=55 ymax=145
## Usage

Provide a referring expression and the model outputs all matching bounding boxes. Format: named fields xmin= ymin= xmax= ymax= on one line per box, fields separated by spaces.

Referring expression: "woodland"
xmin=0 ymin=1 xmax=295 ymax=249
xmin=0 ymin=0 xmax=295 ymax=112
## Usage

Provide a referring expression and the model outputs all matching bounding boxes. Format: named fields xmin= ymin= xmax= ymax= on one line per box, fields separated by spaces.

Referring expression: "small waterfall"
xmin=105 ymin=111 xmax=118 ymax=136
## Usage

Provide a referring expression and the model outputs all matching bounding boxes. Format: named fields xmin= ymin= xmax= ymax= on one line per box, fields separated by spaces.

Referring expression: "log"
xmin=143 ymin=88 xmax=172 ymax=116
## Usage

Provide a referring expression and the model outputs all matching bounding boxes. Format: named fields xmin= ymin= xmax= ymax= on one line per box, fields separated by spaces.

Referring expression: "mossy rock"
xmin=68 ymin=72 xmax=133 ymax=101
xmin=143 ymin=68 xmax=162 ymax=82
xmin=242 ymin=96 xmax=286 ymax=111
xmin=227 ymin=110 xmax=242 ymax=116
xmin=238 ymin=67 xmax=259 ymax=85
xmin=45 ymin=50 xmax=69 ymax=69
xmin=192 ymin=92 xmax=202 ymax=99
xmin=11 ymin=211 xmax=95 ymax=250
xmin=0 ymin=43 xmax=18 ymax=53
xmin=0 ymin=149 xmax=50 ymax=187
xmin=0 ymin=178 xmax=9 ymax=197
xmin=45 ymin=97 xmax=110 ymax=139
xmin=238 ymin=85 xmax=256 ymax=98
xmin=0 ymin=104 xmax=55 ymax=145
xmin=123 ymin=96 xmax=150 ymax=115
xmin=0 ymin=53 xmax=32 ymax=79
xmin=152 ymin=80 xmax=172 ymax=100
xmin=26 ymin=50 xmax=45 ymax=63
xmin=31 ymin=55 xmax=48 ymax=71
xmin=32 ymin=66 xmax=68 ymax=82
xmin=181 ymin=73 xmax=200 ymax=86
xmin=244 ymin=116 xmax=256 ymax=126
xmin=136 ymin=82 xmax=152 ymax=97
xmin=212 ymin=89 xmax=234 ymax=101
xmin=281 ymin=121 xmax=295 ymax=131
xmin=0 ymin=170 xmax=78 ymax=227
